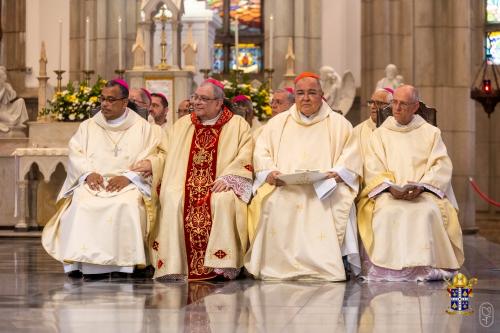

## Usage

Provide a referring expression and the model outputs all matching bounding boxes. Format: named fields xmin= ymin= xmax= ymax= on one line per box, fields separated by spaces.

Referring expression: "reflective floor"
xmin=0 ymin=235 xmax=499 ymax=332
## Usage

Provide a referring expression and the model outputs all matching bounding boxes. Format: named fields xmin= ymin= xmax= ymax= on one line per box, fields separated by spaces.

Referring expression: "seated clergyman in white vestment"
xmin=245 ymin=72 xmax=362 ymax=281
xmin=357 ymin=85 xmax=464 ymax=281
xmin=42 ymin=79 xmax=165 ymax=278
xmin=352 ymin=88 xmax=392 ymax=184
xmin=150 ymin=79 xmax=253 ymax=281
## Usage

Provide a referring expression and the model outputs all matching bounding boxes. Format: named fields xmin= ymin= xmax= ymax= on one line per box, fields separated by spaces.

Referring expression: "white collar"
xmin=201 ymin=110 xmax=223 ymax=125
xmin=106 ymin=109 xmax=128 ymax=126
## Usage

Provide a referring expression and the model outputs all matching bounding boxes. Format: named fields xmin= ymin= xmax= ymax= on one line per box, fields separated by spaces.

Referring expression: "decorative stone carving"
xmin=0 ymin=66 xmax=29 ymax=133
xmin=376 ymin=64 xmax=404 ymax=90
xmin=319 ymin=66 xmax=356 ymax=115
xmin=132 ymin=25 xmax=146 ymax=70
xmin=182 ymin=23 xmax=197 ymax=72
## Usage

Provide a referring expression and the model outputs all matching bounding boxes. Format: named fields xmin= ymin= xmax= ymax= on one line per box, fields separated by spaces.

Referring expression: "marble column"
xmin=361 ymin=0 xmax=477 ymax=232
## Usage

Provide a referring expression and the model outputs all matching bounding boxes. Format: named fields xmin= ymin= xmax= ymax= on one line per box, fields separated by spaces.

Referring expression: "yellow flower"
xmin=263 ymin=105 xmax=272 ymax=116
xmin=89 ymin=96 xmax=98 ymax=103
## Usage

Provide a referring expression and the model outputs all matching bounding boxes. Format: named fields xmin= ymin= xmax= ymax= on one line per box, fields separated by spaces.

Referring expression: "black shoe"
xmin=131 ymin=265 xmax=155 ymax=279
xmin=110 ymin=272 xmax=131 ymax=279
xmin=67 ymin=270 xmax=83 ymax=279
xmin=83 ymin=273 xmax=110 ymax=281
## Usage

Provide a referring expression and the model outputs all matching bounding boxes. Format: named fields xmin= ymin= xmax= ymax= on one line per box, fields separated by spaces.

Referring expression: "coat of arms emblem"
xmin=446 ymin=272 xmax=478 ymax=315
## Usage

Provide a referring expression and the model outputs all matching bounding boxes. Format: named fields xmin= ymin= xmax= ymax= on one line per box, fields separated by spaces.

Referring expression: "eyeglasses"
xmin=99 ymin=96 xmax=127 ymax=103
xmin=190 ymin=94 xmax=220 ymax=103
xmin=367 ymin=100 xmax=390 ymax=109
xmin=390 ymin=99 xmax=417 ymax=110
xmin=295 ymin=90 xmax=321 ymax=98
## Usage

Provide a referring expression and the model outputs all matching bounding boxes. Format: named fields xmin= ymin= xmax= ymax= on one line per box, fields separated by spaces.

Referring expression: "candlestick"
xmin=82 ymin=70 xmax=94 ymax=86
xmin=199 ymin=68 xmax=211 ymax=79
xmin=269 ymin=15 xmax=274 ymax=69
xmin=58 ymin=20 xmax=62 ymax=71
xmin=114 ymin=69 xmax=125 ymax=79
xmin=85 ymin=17 xmax=90 ymax=71
xmin=264 ymin=68 xmax=275 ymax=91
xmin=118 ymin=17 xmax=123 ymax=70
xmin=54 ymin=70 xmax=65 ymax=92
xmin=234 ymin=16 xmax=239 ymax=70
xmin=205 ymin=21 xmax=209 ymax=69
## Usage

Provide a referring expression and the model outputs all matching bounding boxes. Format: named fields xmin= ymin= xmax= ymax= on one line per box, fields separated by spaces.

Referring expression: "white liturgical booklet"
xmin=383 ymin=180 xmax=423 ymax=192
xmin=276 ymin=170 xmax=328 ymax=185
xmin=313 ymin=178 xmax=338 ymax=200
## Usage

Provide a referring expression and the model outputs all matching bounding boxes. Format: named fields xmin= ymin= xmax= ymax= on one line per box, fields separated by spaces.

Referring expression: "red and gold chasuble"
xmin=183 ymin=108 xmax=233 ymax=280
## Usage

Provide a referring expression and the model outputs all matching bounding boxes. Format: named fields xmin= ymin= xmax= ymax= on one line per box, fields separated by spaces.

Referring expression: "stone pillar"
xmin=15 ymin=180 xmax=28 ymax=231
xmin=142 ymin=21 xmax=153 ymax=70
xmin=28 ymin=169 xmax=39 ymax=229
xmin=0 ymin=0 xmax=26 ymax=93
xmin=361 ymin=0 xmax=477 ymax=231
xmin=171 ymin=19 xmax=181 ymax=70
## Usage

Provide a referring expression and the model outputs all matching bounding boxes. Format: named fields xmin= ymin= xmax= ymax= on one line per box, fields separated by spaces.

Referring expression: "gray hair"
xmin=274 ymin=88 xmax=295 ymax=104
xmin=373 ymin=88 xmax=393 ymax=103
xmin=200 ymin=81 xmax=225 ymax=100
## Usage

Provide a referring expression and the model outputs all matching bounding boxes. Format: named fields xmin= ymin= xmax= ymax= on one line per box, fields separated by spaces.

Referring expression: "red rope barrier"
xmin=469 ymin=177 xmax=500 ymax=207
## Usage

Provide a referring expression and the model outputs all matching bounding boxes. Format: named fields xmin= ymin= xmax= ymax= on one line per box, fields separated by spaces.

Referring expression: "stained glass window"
xmin=487 ymin=0 xmax=500 ymax=23
xmin=229 ymin=44 xmax=262 ymax=73
xmin=207 ymin=0 xmax=224 ymax=20
xmin=212 ymin=44 xmax=225 ymax=73
xmin=229 ymin=0 xmax=262 ymax=34
xmin=206 ymin=0 xmax=263 ymax=74
xmin=486 ymin=32 xmax=500 ymax=64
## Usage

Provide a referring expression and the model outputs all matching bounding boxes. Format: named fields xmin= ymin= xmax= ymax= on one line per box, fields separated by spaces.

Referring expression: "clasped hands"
xmin=85 ymin=172 xmax=130 ymax=192
xmin=389 ymin=186 xmax=423 ymax=200
xmin=265 ymin=170 xmax=344 ymax=186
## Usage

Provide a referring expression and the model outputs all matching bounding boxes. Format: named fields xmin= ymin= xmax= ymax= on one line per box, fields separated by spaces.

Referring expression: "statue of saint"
xmin=0 ymin=66 xmax=29 ymax=133
xmin=319 ymin=66 xmax=356 ymax=115
xmin=376 ymin=64 xmax=404 ymax=90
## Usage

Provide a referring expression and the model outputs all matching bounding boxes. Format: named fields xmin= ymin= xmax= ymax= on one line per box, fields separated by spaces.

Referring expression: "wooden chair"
xmin=376 ymin=101 xmax=437 ymax=127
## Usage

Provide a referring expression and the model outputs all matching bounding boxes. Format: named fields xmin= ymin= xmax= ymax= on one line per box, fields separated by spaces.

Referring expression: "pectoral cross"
xmin=113 ymin=145 xmax=122 ymax=157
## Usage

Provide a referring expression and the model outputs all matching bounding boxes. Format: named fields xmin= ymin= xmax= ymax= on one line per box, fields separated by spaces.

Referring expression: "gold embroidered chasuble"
xmin=357 ymin=115 xmax=464 ymax=271
xmin=151 ymin=110 xmax=253 ymax=280
xmin=42 ymin=110 xmax=166 ymax=268
xmin=245 ymin=102 xmax=362 ymax=281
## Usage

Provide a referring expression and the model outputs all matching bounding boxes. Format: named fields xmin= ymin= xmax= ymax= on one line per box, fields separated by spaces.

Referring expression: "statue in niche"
xmin=376 ymin=63 xmax=404 ymax=90
xmin=0 ymin=66 xmax=28 ymax=133
xmin=319 ymin=65 xmax=356 ymax=115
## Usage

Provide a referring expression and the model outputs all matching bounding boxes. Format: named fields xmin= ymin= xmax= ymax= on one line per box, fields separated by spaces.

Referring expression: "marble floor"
xmin=0 ymin=235 xmax=498 ymax=332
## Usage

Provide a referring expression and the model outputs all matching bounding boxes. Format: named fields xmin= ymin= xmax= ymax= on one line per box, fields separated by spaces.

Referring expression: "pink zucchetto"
xmin=231 ymin=95 xmax=251 ymax=103
xmin=141 ymin=88 xmax=152 ymax=103
xmin=111 ymin=78 xmax=129 ymax=91
xmin=204 ymin=78 xmax=225 ymax=90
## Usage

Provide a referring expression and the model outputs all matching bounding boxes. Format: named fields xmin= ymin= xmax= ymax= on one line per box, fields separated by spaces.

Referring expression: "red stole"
xmin=183 ymin=108 xmax=233 ymax=280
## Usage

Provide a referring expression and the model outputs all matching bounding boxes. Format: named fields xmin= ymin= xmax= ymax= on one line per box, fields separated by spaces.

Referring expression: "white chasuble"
xmin=150 ymin=110 xmax=253 ymax=280
xmin=245 ymin=101 xmax=362 ymax=281
xmin=358 ymin=115 xmax=464 ymax=279
xmin=42 ymin=109 xmax=166 ymax=271
xmin=352 ymin=117 xmax=376 ymax=184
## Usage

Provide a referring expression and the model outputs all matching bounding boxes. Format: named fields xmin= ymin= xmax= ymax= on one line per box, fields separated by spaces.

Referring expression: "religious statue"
xmin=319 ymin=66 xmax=356 ymax=115
xmin=376 ymin=64 xmax=404 ymax=90
xmin=0 ymin=66 xmax=29 ymax=133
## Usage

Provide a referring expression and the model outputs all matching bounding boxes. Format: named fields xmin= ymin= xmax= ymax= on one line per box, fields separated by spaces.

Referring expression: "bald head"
xmin=392 ymin=84 xmax=420 ymax=125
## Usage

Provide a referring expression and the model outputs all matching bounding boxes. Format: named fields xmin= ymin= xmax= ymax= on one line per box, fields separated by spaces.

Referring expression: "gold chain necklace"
xmin=102 ymin=129 xmax=126 ymax=156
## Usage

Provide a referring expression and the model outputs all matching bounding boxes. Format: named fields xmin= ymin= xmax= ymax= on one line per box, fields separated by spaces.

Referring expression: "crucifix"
xmin=113 ymin=145 xmax=122 ymax=157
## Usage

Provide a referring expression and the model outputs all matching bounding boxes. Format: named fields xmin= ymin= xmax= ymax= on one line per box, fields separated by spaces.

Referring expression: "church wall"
xmin=320 ymin=0 xmax=361 ymax=87
xmin=0 ymin=0 xmax=26 ymax=94
xmin=25 ymin=0 xmax=70 ymax=89
xmin=362 ymin=0 xmax=478 ymax=231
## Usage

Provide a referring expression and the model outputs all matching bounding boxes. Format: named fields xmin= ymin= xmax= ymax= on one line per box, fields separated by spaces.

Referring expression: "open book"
xmin=384 ymin=180 xmax=423 ymax=192
xmin=276 ymin=170 xmax=328 ymax=185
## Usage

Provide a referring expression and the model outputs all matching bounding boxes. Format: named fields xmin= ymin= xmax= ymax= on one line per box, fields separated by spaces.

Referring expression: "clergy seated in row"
xmin=128 ymin=87 xmax=151 ymax=120
xmin=352 ymin=88 xmax=393 ymax=185
xmin=252 ymin=87 xmax=296 ymax=140
xmin=150 ymin=78 xmax=254 ymax=281
xmin=357 ymin=85 xmax=464 ymax=281
xmin=149 ymin=92 xmax=169 ymax=129
xmin=177 ymin=99 xmax=191 ymax=119
xmin=245 ymin=72 xmax=362 ymax=281
xmin=42 ymin=79 xmax=166 ymax=278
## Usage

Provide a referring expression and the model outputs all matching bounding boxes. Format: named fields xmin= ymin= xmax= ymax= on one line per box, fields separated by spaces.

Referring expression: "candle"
xmin=269 ymin=15 xmax=274 ymax=69
xmin=118 ymin=17 xmax=123 ymax=69
xmin=58 ymin=19 xmax=62 ymax=71
xmin=85 ymin=17 xmax=90 ymax=71
xmin=205 ymin=21 xmax=209 ymax=69
xmin=234 ymin=16 xmax=239 ymax=70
